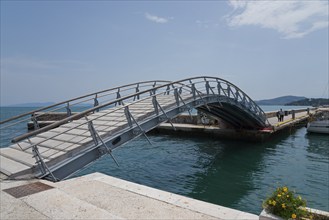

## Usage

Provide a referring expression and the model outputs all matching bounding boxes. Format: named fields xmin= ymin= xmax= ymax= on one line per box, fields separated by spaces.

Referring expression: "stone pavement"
xmin=1 ymin=172 xmax=258 ymax=220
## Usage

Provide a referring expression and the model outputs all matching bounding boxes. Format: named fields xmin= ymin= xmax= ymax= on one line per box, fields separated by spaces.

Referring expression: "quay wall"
xmin=153 ymin=108 xmax=321 ymax=142
xmin=265 ymin=107 xmax=316 ymax=118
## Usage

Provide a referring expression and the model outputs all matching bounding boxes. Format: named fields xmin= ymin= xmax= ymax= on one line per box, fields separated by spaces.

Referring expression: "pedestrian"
xmin=276 ymin=111 xmax=280 ymax=122
xmin=279 ymin=109 xmax=284 ymax=122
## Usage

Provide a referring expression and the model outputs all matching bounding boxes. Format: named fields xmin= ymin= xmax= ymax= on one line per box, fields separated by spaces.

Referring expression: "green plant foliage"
xmin=263 ymin=186 xmax=312 ymax=220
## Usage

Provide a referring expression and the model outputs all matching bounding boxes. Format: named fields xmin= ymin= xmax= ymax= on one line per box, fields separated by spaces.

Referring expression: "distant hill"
xmin=6 ymin=102 xmax=55 ymax=107
xmin=255 ymin=96 xmax=306 ymax=105
xmin=5 ymin=102 xmax=93 ymax=108
xmin=285 ymin=98 xmax=329 ymax=107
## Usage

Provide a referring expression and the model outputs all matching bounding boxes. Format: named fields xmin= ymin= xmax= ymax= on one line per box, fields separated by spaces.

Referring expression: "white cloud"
xmin=196 ymin=20 xmax=219 ymax=29
xmin=145 ymin=13 xmax=169 ymax=24
xmin=226 ymin=0 xmax=328 ymax=39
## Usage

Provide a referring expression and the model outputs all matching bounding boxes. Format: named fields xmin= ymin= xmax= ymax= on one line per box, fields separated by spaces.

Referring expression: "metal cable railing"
xmin=3 ymin=77 xmax=268 ymax=145
xmin=0 ymin=80 xmax=171 ymax=146
xmin=0 ymin=76 xmax=271 ymax=180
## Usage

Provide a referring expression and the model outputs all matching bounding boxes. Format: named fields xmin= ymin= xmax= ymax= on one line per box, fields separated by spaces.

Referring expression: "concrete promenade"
xmin=154 ymin=108 xmax=320 ymax=141
xmin=267 ymin=110 xmax=314 ymax=129
xmin=1 ymin=172 xmax=258 ymax=219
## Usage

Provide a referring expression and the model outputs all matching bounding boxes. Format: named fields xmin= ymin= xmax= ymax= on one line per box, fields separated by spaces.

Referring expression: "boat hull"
xmin=307 ymin=120 xmax=329 ymax=134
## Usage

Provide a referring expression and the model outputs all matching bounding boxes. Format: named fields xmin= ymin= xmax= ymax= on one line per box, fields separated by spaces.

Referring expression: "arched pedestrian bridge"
xmin=0 ymin=76 xmax=270 ymax=181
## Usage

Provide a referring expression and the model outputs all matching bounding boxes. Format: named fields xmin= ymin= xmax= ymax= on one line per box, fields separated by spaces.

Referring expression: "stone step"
xmin=0 ymin=148 xmax=44 ymax=167
xmin=48 ymin=173 xmax=259 ymax=219
xmin=0 ymin=155 xmax=31 ymax=177
xmin=0 ymin=172 xmax=8 ymax=181
xmin=20 ymin=187 xmax=121 ymax=219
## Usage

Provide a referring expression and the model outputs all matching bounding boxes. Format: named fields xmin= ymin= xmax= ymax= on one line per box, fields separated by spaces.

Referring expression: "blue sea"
xmin=0 ymin=105 xmax=328 ymax=214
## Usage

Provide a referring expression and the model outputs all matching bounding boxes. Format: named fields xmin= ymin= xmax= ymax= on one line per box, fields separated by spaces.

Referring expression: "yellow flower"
xmin=282 ymin=203 xmax=286 ymax=209
xmin=268 ymin=200 xmax=272 ymax=205
xmin=277 ymin=194 xmax=281 ymax=197
xmin=292 ymin=213 xmax=297 ymax=219
xmin=283 ymin=187 xmax=288 ymax=192
xmin=286 ymin=195 xmax=289 ymax=198
xmin=272 ymin=201 xmax=276 ymax=206
xmin=298 ymin=196 xmax=302 ymax=200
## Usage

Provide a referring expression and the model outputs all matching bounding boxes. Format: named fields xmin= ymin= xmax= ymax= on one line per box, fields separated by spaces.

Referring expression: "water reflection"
xmin=305 ymin=133 xmax=329 ymax=157
xmin=188 ymin=139 xmax=266 ymax=208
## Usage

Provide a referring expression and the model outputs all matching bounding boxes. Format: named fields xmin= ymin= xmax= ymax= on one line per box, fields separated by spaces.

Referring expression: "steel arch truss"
xmin=1 ymin=76 xmax=270 ymax=181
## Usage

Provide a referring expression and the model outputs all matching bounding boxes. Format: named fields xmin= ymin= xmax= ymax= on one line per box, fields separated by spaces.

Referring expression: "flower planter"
xmin=259 ymin=208 xmax=329 ymax=220
xmin=259 ymin=209 xmax=284 ymax=220
xmin=305 ymin=208 xmax=329 ymax=220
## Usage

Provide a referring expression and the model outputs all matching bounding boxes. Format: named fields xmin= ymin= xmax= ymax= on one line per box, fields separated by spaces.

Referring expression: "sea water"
xmin=0 ymin=106 xmax=328 ymax=214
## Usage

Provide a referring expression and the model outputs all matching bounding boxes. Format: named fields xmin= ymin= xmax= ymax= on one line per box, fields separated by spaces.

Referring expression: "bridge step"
xmin=0 ymin=148 xmax=42 ymax=167
xmin=0 ymin=155 xmax=31 ymax=177
xmin=0 ymin=172 xmax=8 ymax=180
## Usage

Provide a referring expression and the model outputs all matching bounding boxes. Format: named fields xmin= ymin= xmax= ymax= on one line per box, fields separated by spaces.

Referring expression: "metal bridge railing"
xmin=2 ymin=77 xmax=269 ymax=146
xmin=0 ymin=76 xmax=270 ymax=180
xmin=0 ymin=80 xmax=170 ymax=147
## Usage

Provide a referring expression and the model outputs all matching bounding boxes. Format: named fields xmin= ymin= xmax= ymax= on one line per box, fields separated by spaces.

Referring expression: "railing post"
xmin=205 ymin=81 xmax=210 ymax=95
xmin=150 ymin=88 xmax=156 ymax=95
xmin=152 ymin=96 xmax=159 ymax=115
xmin=32 ymin=145 xmax=46 ymax=174
xmin=66 ymin=103 xmax=72 ymax=117
xmin=235 ymin=90 xmax=239 ymax=101
xmin=86 ymin=117 xmax=119 ymax=167
xmin=32 ymin=113 xmax=40 ymax=130
xmin=166 ymin=85 xmax=171 ymax=95
xmin=32 ymin=144 xmax=57 ymax=181
xmin=174 ymin=88 xmax=180 ymax=106
xmin=217 ymin=82 xmax=222 ymax=95
xmin=242 ymin=94 xmax=247 ymax=107
xmin=134 ymin=84 xmax=140 ymax=101
xmin=94 ymin=95 xmax=99 ymax=112
xmin=124 ymin=106 xmax=133 ymax=127
xmin=227 ymin=85 xmax=231 ymax=97
xmin=152 ymin=82 xmax=157 ymax=94
xmin=87 ymin=119 xmax=99 ymax=146
xmin=191 ymin=84 xmax=196 ymax=100
xmin=116 ymin=89 xmax=122 ymax=106
xmin=292 ymin=110 xmax=295 ymax=119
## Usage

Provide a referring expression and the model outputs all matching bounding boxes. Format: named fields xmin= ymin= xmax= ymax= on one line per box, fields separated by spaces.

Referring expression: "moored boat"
xmin=307 ymin=108 xmax=329 ymax=134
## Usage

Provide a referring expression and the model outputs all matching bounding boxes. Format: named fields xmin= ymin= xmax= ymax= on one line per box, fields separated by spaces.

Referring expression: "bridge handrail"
xmin=0 ymin=80 xmax=172 ymax=146
xmin=9 ymin=78 xmax=223 ymax=150
xmin=8 ymin=76 xmax=269 ymax=145
xmin=0 ymin=80 xmax=171 ymax=126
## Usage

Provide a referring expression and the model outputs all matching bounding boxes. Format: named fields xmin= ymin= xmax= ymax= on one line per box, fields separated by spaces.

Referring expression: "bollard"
xmin=292 ymin=110 xmax=295 ymax=119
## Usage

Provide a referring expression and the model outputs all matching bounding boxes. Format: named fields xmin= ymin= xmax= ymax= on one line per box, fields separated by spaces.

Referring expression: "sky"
xmin=1 ymin=0 xmax=328 ymax=106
